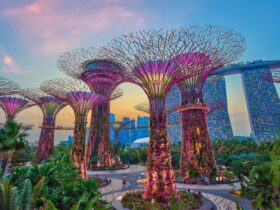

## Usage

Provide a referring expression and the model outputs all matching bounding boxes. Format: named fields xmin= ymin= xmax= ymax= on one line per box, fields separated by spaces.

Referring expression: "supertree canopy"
xmin=0 ymin=77 xmax=20 ymax=96
xmin=21 ymin=88 xmax=67 ymax=162
xmin=57 ymin=48 xmax=124 ymax=167
xmin=110 ymin=119 xmax=135 ymax=154
xmin=40 ymin=78 xmax=105 ymax=179
xmin=262 ymin=65 xmax=280 ymax=83
xmin=0 ymin=95 xmax=35 ymax=121
xmin=99 ymin=29 xmax=198 ymax=202
xmin=134 ymin=103 xmax=150 ymax=114
xmin=174 ymin=26 xmax=245 ymax=180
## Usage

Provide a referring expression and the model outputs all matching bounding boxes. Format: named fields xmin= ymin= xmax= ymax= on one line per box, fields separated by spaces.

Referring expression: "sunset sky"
xmin=0 ymin=0 xmax=279 ymax=143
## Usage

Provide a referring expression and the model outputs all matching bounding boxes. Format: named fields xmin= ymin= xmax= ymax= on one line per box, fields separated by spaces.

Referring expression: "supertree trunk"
xmin=143 ymin=98 xmax=176 ymax=203
xmin=6 ymin=115 xmax=15 ymax=122
xmin=36 ymin=116 xmax=55 ymax=162
xmin=88 ymin=101 xmax=113 ymax=167
xmin=114 ymin=130 xmax=119 ymax=154
xmin=179 ymin=105 xmax=216 ymax=180
xmin=71 ymin=114 xmax=87 ymax=179
xmin=88 ymin=85 xmax=113 ymax=167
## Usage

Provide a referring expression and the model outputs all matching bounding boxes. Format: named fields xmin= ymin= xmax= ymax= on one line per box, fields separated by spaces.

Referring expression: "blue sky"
xmin=0 ymin=0 xmax=279 ymax=142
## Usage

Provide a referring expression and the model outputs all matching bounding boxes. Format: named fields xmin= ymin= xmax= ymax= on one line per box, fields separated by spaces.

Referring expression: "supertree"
xmin=262 ymin=65 xmax=280 ymax=83
xmin=99 ymin=29 xmax=198 ymax=202
xmin=0 ymin=95 xmax=35 ymax=121
xmin=173 ymin=26 xmax=245 ymax=180
xmin=57 ymin=48 xmax=124 ymax=167
xmin=20 ymin=88 xmax=67 ymax=162
xmin=40 ymin=78 xmax=105 ymax=179
xmin=134 ymin=103 xmax=150 ymax=114
xmin=110 ymin=119 xmax=135 ymax=154
xmin=135 ymin=102 xmax=179 ymax=115
xmin=0 ymin=77 xmax=20 ymax=96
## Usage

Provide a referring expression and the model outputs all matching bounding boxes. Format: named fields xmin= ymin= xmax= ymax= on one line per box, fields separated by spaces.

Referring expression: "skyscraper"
xmin=203 ymin=76 xmax=234 ymax=140
xmin=136 ymin=116 xmax=150 ymax=139
xmin=166 ymin=78 xmax=234 ymax=143
xmin=166 ymin=85 xmax=182 ymax=144
xmin=241 ymin=68 xmax=280 ymax=142
xmin=110 ymin=113 xmax=115 ymax=142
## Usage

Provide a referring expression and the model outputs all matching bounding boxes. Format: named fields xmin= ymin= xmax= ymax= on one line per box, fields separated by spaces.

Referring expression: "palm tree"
xmin=0 ymin=178 xmax=44 ymax=210
xmin=0 ymin=121 xmax=30 ymax=178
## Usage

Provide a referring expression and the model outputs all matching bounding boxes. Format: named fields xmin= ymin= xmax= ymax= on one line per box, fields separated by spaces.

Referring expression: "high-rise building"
xmin=166 ymin=78 xmax=234 ymax=143
xmin=110 ymin=113 xmax=115 ymax=142
xmin=129 ymin=120 xmax=137 ymax=143
xmin=241 ymin=68 xmax=280 ymax=142
xmin=119 ymin=117 xmax=130 ymax=144
xmin=136 ymin=116 xmax=150 ymax=139
xmin=203 ymin=76 xmax=234 ymax=140
xmin=166 ymin=85 xmax=182 ymax=144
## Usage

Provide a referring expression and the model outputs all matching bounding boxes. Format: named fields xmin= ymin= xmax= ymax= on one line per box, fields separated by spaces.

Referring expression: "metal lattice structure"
xmin=21 ymin=88 xmax=67 ymax=162
xmin=262 ymin=65 xmax=280 ymax=83
xmin=57 ymin=48 xmax=124 ymax=167
xmin=134 ymin=103 xmax=150 ymax=114
xmin=110 ymin=120 xmax=135 ymax=154
xmin=99 ymin=29 xmax=201 ymax=202
xmin=40 ymin=78 xmax=105 ymax=179
xmin=0 ymin=77 xmax=20 ymax=96
xmin=174 ymin=26 xmax=245 ymax=181
xmin=0 ymin=95 xmax=35 ymax=121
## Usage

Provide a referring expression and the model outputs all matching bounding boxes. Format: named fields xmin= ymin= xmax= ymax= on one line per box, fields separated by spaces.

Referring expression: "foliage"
xmin=215 ymin=138 xmax=280 ymax=208
xmin=7 ymin=154 xmax=112 ymax=209
xmin=170 ymin=143 xmax=181 ymax=169
xmin=12 ymin=143 xmax=35 ymax=166
xmin=121 ymin=191 xmax=202 ymax=210
xmin=119 ymin=147 xmax=141 ymax=164
xmin=0 ymin=121 xmax=30 ymax=178
xmin=53 ymin=144 xmax=71 ymax=157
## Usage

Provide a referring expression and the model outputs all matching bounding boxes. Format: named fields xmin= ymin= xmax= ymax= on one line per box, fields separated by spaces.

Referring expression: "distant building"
xmin=112 ymin=115 xmax=150 ymax=144
xmin=136 ymin=116 xmax=149 ymax=139
xmin=119 ymin=117 xmax=130 ymax=144
xmin=59 ymin=135 xmax=73 ymax=146
xmin=166 ymin=60 xmax=280 ymax=143
xmin=166 ymin=85 xmax=182 ymax=144
xmin=110 ymin=113 xmax=115 ymax=141
xmin=241 ymin=68 xmax=280 ymax=142
xmin=203 ymin=76 xmax=234 ymax=140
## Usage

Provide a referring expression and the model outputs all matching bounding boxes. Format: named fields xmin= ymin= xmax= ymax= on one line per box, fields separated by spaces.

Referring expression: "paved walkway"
xmin=88 ymin=165 xmax=146 ymax=176
xmin=87 ymin=165 xmax=252 ymax=210
xmin=202 ymin=193 xmax=236 ymax=210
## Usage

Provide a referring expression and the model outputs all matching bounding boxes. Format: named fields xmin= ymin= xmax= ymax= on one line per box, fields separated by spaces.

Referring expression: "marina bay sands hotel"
xmin=166 ymin=60 xmax=280 ymax=143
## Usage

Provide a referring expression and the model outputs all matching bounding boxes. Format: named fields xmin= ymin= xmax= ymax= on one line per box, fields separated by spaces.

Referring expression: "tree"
xmin=249 ymin=163 xmax=272 ymax=208
xmin=138 ymin=147 xmax=148 ymax=164
xmin=0 ymin=178 xmax=44 ymax=210
xmin=0 ymin=121 xmax=29 ymax=178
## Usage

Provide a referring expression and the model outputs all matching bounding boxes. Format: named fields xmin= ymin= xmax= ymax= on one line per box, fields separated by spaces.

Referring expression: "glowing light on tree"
xmin=40 ymin=78 xmax=105 ymax=179
xmin=0 ymin=95 xmax=35 ymax=121
xmin=99 ymin=29 xmax=197 ymax=202
xmin=173 ymin=26 xmax=245 ymax=180
xmin=57 ymin=48 xmax=124 ymax=167
xmin=21 ymin=88 xmax=66 ymax=162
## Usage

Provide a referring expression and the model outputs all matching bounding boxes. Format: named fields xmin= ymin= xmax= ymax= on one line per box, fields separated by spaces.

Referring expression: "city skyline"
xmin=0 ymin=0 xmax=280 ymax=142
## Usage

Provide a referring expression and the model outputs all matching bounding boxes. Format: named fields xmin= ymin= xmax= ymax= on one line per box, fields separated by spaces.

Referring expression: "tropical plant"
xmin=0 ymin=178 xmax=44 ymax=210
xmin=0 ymin=121 xmax=30 ymax=178
xmin=248 ymin=163 xmax=272 ymax=208
xmin=8 ymin=154 xmax=112 ymax=209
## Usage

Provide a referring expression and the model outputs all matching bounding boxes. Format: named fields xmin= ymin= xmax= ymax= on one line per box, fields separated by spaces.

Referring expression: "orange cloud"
xmin=2 ymin=0 xmax=145 ymax=54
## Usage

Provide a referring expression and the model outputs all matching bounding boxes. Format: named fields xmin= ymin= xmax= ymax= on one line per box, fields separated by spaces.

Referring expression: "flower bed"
xmin=121 ymin=191 xmax=203 ymax=210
